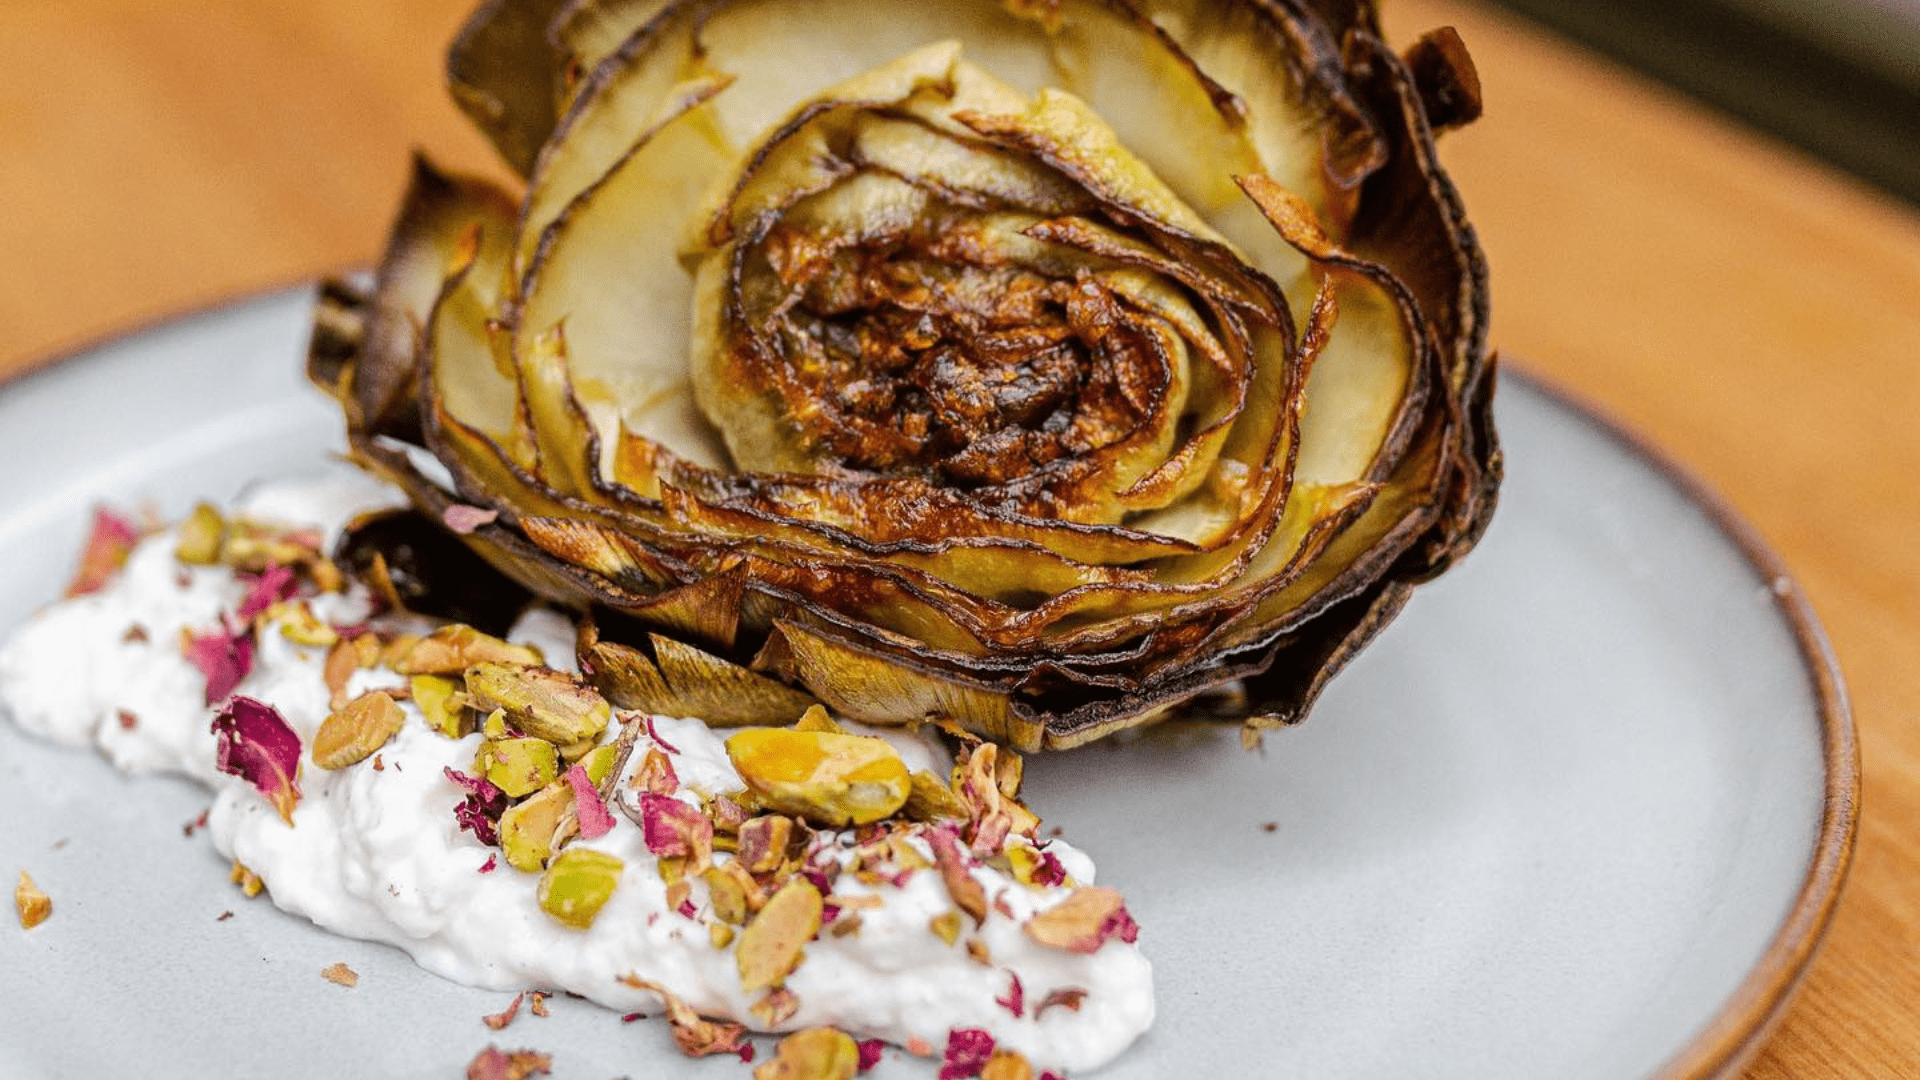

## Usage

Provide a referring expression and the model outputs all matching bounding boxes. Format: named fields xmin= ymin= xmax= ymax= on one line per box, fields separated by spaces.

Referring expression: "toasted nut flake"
xmin=466 ymin=663 xmax=610 ymax=744
xmin=15 ymin=871 xmax=51 ymax=928
xmin=321 ymin=962 xmax=359 ymax=988
xmin=500 ymin=783 xmax=574 ymax=872
xmin=981 ymin=1048 xmax=1036 ymax=1080
xmin=751 ymin=985 xmax=802 ymax=1028
xmin=476 ymin=736 xmax=560 ymax=798
xmin=537 ymin=848 xmax=623 ymax=929
xmin=1022 ymin=886 xmax=1138 ymax=953
xmin=528 ymin=991 xmax=550 ymax=1017
xmin=174 ymin=503 xmax=226 ymax=565
xmin=312 ymin=691 xmax=406 ymax=770
xmin=726 ymin=729 xmax=910 ymax=828
xmin=411 ymin=674 xmax=468 ymax=737
xmin=929 ymin=910 xmax=963 ymax=946
xmin=966 ymin=938 xmax=993 ymax=966
xmin=396 ymin=625 xmax=542 ymax=675
xmin=901 ymin=770 xmax=969 ymax=822
xmin=230 ymin=860 xmax=265 ymax=897
xmin=737 ymin=877 xmax=823 ymax=992
xmin=754 ymin=1026 xmax=859 ymax=1080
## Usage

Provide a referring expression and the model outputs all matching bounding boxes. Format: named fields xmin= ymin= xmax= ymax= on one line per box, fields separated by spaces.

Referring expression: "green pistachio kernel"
xmin=499 ymin=782 xmax=573 ymax=872
xmin=475 ymin=736 xmax=559 ymax=798
xmin=537 ymin=848 xmax=623 ymax=930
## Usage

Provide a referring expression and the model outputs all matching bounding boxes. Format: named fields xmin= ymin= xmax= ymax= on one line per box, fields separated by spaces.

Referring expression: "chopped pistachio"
xmin=411 ymin=674 xmax=468 ymax=737
xmin=476 ymin=736 xmax=560 ymax=798
xmin=537 ymin=848 xmax=623 ymax=929
xmin=736 ymin=877 xmax=823 ymax=992
xmin=270 ymin=600 xmax=338 ymax=647
xmin=749 ymin=986 xmax=802 ymax=1030
xmin=577 ymin=743 xmax=619 ymax=787
xmin=556 ymin=736 xmax=600 ymax=764
xmin=499 ymin=783 xmax=574 ymax=872
xmin=321 ymin=962 xmax=359 ymax=988
xmin=630 ymin=747 xmax=680 ymax=795
xmin=791 ymin=704 xmax=846 ymax=735
xmin=753 ymin=1026 xmax=860 ymax=1080
xmin=312 ymin=691 xmax=406 ymax=770
xmin=482 ymin=707 xmax=512 ymax=740
xmin=703 ymin=863 xmax=758 ymax=925
xmin=230 ymin=860 xmax=264 ymax=898
xmin=14 ymin=871 xmax=51 ymax=928
xmin=174 ymin=502 xmax=226 ymax=565
xmin=1004 ymin=842 xmax=1071 ymax=890
xmin=735 ymin=814 xmax=795 ymax=875
xmin=725 ymin=729 xmax=910 ymax=828
xmin=466 ymin=662 xmax=610 ymax=744
xmin=709 ymin=922 xmax=736 ymax=949
xmin=901 ymin=770 xmax=969 ymax=822
xmin=980 ymin=1048 xmax=1037 ymax=1080
xmin=395 ymin=625 xmax=542 ymax=675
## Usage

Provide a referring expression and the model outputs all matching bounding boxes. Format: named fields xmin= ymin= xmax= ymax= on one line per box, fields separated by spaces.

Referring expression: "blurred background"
xmin=1498 ymin=0 xmax=1920 ymax=204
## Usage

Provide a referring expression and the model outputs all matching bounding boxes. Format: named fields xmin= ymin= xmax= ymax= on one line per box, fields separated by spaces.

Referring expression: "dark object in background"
xmin=1487 ymin=0 xmax=1920 ymax=206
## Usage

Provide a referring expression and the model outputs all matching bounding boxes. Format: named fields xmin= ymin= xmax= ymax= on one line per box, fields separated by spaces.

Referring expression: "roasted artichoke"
xmin=308 ymin=0 xmax=1498 ymax=751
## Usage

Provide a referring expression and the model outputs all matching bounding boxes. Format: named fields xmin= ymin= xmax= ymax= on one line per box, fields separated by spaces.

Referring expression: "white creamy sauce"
xmin=0 ymin=472 xmax=1153 ymax=1074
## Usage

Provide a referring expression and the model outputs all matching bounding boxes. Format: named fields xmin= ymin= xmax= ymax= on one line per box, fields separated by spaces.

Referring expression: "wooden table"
xmin=3 ymin=1 xmax=1915 ymax=1075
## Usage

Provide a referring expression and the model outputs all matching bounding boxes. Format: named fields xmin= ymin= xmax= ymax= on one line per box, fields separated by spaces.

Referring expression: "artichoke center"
xmin=750 ymin=219 xmax=1158 ymax=486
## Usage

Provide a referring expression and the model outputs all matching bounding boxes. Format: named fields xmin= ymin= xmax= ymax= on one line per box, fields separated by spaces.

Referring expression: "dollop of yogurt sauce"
xmin=0 ymin=471 xmax=1153 ymax=1074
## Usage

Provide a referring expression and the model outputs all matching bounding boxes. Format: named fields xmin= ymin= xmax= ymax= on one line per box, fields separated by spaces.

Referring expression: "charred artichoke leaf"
xmin=585 ymin=632 xmax=816 ymax=726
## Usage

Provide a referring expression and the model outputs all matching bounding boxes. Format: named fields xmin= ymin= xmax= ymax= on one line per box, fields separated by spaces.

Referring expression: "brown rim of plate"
xmin=0 ymin=290 xmax=1863 ymax=1075
xmin=1506 ymin=363 xmax=1860 ymax=1080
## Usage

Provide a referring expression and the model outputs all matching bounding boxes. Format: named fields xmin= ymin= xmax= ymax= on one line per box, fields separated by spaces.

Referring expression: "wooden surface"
xmin=3 ymin=1 xmax=1916 ymax=1075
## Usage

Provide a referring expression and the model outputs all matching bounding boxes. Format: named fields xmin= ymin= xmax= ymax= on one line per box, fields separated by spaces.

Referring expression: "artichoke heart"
xmin=311 ymin=0 xmax=1498 ymax=749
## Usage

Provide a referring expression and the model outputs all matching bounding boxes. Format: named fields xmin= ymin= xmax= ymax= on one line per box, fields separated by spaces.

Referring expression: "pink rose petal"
xmin=185 ymin=619 xmax=254 ymax=705
xmin=443 ymin=504 xmax=500 ymax=534
xmin=563 ymin=764 xmax=616 ymax=840
xmin=211 ymin=696 xmax=302 ymax=825
xmin=938 ymin=1028 xmax=996 ymax=1080
xmin=637 ymin=792 xmax=711 ymax=858
xmin=445 ymin=767 xmax=509 ymax=846
xmin=65 ymin=507 xmax=142 ymax=597
xmin=236 ymin=564 xmax=299 ymax=621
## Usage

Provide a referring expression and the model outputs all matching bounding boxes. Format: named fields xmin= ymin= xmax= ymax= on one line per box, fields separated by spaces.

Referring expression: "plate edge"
xmin=1504 ymin=366 xmax=1861 ymax=1080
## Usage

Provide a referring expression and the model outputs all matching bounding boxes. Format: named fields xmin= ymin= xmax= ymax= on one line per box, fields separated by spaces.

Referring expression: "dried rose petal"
xmin=465 ymin=1045 xmax=553 ymax=1080
xmin=927 ymin=827 xmax=986 ymax=927
xmin=856 ymin=1040 xmax=885 ymax=1072
xmin=643 ymin=715 xmax=681 ymax=755
xmin=185 ymin=621 xmax=255 ymax=705
xmin=212 ymin=696 xmax=302 ymax=825
xmin=1022 ymin=887 xmax=1137 ymax=954
xmin=236 ymin=564 xmax=300 ymax=621
xmin=618 ymin=975 xmax=751 ymax=1059
xmin=563 ymin=764 xmax=615 ymax=840
xmin=637 ymin=792 xmax=713 ymax=861
xmin=939 ymin=1028 xmax=996 ymax=1080
xmin=65 ymin=507 xmax=142 ymax=597
xmin=444 ymin=504 xmax=501 ymax=534
xmin=630 ymin=747 xmax=679 ymax=795
xmin=484 ymin=992 xmax=525 ymax=1031
xmin=1034 ymin=988 xmax=1087 ymax=1018
xmin=446 ymin=766 xmax=510 ymax=846
xmin=478 ymin=854 xmax=498 ymax=874
xmin=995 ymin=972 xmax=1024 ymax=1019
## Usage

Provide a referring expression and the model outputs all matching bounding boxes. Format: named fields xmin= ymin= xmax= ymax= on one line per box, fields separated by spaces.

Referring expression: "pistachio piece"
xmin=466 ymin=662 xmax=610 ymax=744
xmin=735 ymin=815 xmax=795 ymax=876
xmin=900 ymin=770 xmax=969 ymax=822
xmin=736 ymin=877 xmax=823 ymax=992
xmin=475 ymin=736 xmax=560 ymax=798
xmin=725 ymin=729 xmax=910 ymax=828
xmin=791 ymin=704 xmax=846 ymax=735
xmin=312 ymin=690 xmax=405 ymax=770
xmin=15 ymin=871 xmax=51 ymax=929
xmin=271 ymin=600 xmax=339 ymax=647
xmin=230 ymin=860 xmax=265 ymax=898
xmin=411 ymin=674 xmax=469 ymax=737
xmin=394 ymin=625 xmax=542 ymax=675
xmin=980 ymin=1048 xmax=1037 ymax=1080
xmin=537 ymin=847 xmax=623 ymax=929
xmin=754 ymin=1026 xmax=860 ymax=1080
xmin=174 ymin=502 xmax=226 ymax=565
xmin=499 ymin=783 xmax=573 ymax=872
xmin=703 ymin=863 xmax=761 ymax=925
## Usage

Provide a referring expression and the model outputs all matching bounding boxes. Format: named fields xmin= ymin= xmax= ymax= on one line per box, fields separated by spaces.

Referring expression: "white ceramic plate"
xmin=0 ymin=289 xmax=1854 ymax=1079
